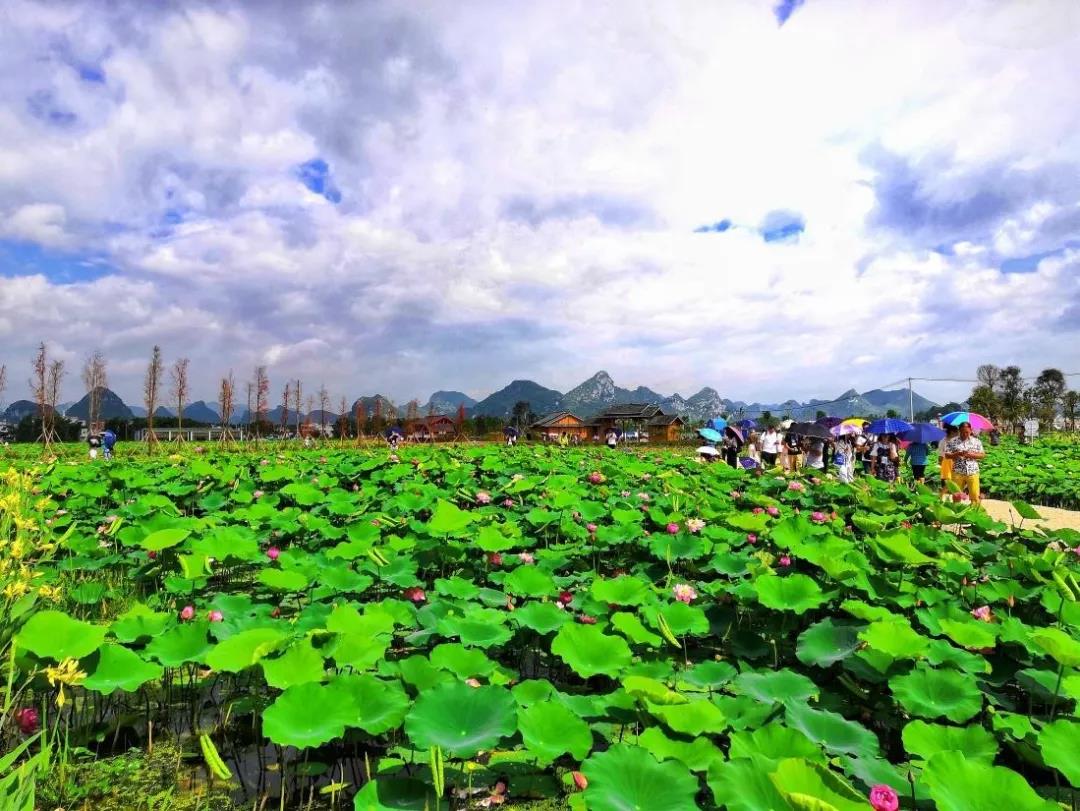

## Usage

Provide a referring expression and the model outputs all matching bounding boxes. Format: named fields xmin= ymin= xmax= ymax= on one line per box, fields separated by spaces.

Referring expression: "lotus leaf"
xmin=261 ymin=638 xmax=326 ymax=689
xmin=755 ymin=574 xmax=828 ymax=614
xmin=890 ymin=666 xmax=982 ymax=723
xmin=638 ymin=726 xmax=723 ymax=772
xmin=404 ymin=682 xmax=517 ymax=757
xmin=16 ymin=610 xmax=106 ymax=660
xmin=581 ymin=744 xmax=699 ymax=811
xmin=551 ymin=624 xmax=632 ymax=678
xmin=517 ymin=701 xmax=592 ymax=762
xmin=82 ymin=644 xmax=163 ymax=693
xmin=922 ymin=751 xmax=1057 ymax=811
xmin=1037 ymin=719 xmax=1080 ymax=787
xmin=901 ymin=720 xmax=997 ymax=763
xmin=205 ymin=627 xmax=287 ymax=673
xmin=262 ymin=681 xmax=357 ymax=749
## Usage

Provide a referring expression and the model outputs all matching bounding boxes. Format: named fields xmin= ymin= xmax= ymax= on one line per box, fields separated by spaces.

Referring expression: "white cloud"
xmin=0 ymin=0 xmax=1078 ymax=409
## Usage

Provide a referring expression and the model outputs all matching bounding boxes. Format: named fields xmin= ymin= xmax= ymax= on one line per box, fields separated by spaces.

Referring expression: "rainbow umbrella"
xmin=830 ymin=423 xmax=863 ymax=436
xmin=940 ymin=411 xmax=994 ymax=432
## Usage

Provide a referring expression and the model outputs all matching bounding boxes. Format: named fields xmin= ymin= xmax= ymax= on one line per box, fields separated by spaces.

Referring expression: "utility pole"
xmin=908 ymin=377 xmax=914 ymax=422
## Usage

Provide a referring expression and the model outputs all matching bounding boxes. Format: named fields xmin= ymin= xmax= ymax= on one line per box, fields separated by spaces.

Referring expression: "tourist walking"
xmin=760 ymin=426 xmax=781 ymax=467
xmin=938 ymin=424 xmax=957 ymax=492
xmin=833 ymin=436 xmax=855 ymax=483
xmin=945 ymin=422 xmax=985 ymax=505
xmin=101 ymin=429 xmax=116 ymax=460
xmin=871 ymin=434 xmax=899 ymax=483
xmin=905 ymin=439 xmax=930 ymax=483
xmin=87 ymin=431 xmax=101 ymax=460
xmin=783 ymin=429 xmax=802 ymax=473
xmin=605 ymin=429 xmax=618 ymax=450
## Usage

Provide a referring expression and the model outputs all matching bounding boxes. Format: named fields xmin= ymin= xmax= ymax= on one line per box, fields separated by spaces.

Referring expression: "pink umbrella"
xmin=830 ymin=423 xmax=863 ymax=437
xmin=940 ymin=411 xmax=994 ymax=433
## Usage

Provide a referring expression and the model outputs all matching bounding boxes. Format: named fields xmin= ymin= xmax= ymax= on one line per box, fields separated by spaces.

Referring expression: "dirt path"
xmin=981 ymin=498 xmax=1080 ymax=532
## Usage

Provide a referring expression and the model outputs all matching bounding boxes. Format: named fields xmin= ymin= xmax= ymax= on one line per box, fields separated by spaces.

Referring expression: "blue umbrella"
xmin=737 ymin=418 xmax=757 ymax=429
xmin=899 ymin=423 xmax=945 ymax=444
xmin=698 ymin=427 xmax=723 ymax=443
xmin=739 ymin=457 xmax=758 ymax=470
xmin=707 ymin=417 xmax=728 ymax=431
xmin=867 ymin=417 xmax=913 ymax=435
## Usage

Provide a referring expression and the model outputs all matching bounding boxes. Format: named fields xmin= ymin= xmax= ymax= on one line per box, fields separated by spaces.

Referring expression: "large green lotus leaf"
xmin=866 ymin=530 xmax=936 ymax=565
xmin=510 ymin=601 xmax=569 ymax=634
xmin=425 ymin=499 xmax=475 ymax=535
xmin=591 ymin=576 xmax=651 ymax=606
xmin=352 ymin=778 xmax=447 ymax=811
xmin=901 ymin=720 xmax=997 ymax=764
xmin=517 ymin=701 xmax=593 ymax=763
xmin=144 ymin=622 xmax=212 ymax=666
xmin=611 ymin=612 xmax=662 ymax=646
xmin=205 ymin=627 xmax=287 ymax=673
xmin=581 ymin=745 xmax=699 ymax=811
xmin=729 ymin=722 xmax=824 ymax=764
xmin=623 ymin=675 xmax=688 ymax=705
xmin=263 ymin=681 xmax=357 ymax=749
xmin=923 ymin=751 xmax=1057 ymax=811
xmin=280 ymin=482 xmax=323 ymax=506
xmin=1038 ymin=719 xmax=1080 ymax=787
xmin=141 ymin=528 xmax=191 ymax=551
xmin=511 ymin=679 xmax=556 ymax=707
xmin=261 ymin=638 xmax=326 ymax=689
xmin=797 ymin=618 xmax=864 ymax=667
xmin=326 ymin=603 xmax=397 ymax=637
xmin=646 ymin=699 xmax=727 ymax=736
xmin=678 ymin=660 xmax=739 ymax=690
xmin=433 ymin=576 xmax=481 ymax=600
xmin=82 ymin=644 xmax=163 ymax=693
xmin=709 ymin=756 xmax=793 ymax=810
xmin=429 ymin=643 xmax=496 ymax=678
xmin=859 ymin=619 xmax=929 ymax=660
xmin=474 ymin=524 xmax=517 ymax=552
xmin=503 ymin=565 xmax=555 ymax=597
xmin=734 ymin=669 xmax=820 ymax=704
xmin=937 ymin=619 xmax=997 ymax=650
xmin=551 ymin=624 xmax=632 ymax=678
xmin=755 ymin=574 xmax=828 ymax=614
xmin=650 ymin=602 xmax=710 ymax=636
xmin=16 ymin=610 xmax=106 ymax=660
xmin=638 ymin=726 xmax=723 ymax=772
xmin=258 ymin=568 xmax=310 ymax=592
xmin=110 ymin=604 xmax=170 ymax=643
xmin=889 ymin=666 xmax=982 ymax=723
xmin=726 ymin=511 xmax=770 ymax=533
xmin=331 ymin=633 xmax=391 ymax=671
xmin=436 ymin=613 xmax=513 ymax=648
xmin=784 ymin=703 xmax=880 ymax=758
xmin=768 ymin=757 xmax=869 ymax=811
xmin=1032 ymin=627 xmax=1080 ymax=668
xmin=404 ymin=682 xmax=517 ymax=757
xmin=395 ymin=655 xmax=454 ymax=691
xmin=334 ymin=674 xmax=410 ymax=735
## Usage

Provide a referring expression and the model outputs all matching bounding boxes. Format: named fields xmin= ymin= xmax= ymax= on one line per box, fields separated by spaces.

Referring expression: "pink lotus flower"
xmin=558 ymin=591 xmax=573 ymax=605
xmin=687 ymin=518 xmax=705 ymax=533
xmin=767 ymin=506 xmax=780 ymax=517
xmin=266 ymin=546 xmax=280 ymax=560
xmin=465 ymin=678 xmax=481 ymax=688
xmin=208 ymin=610 xmax=224 ymax=623
xmin=779 ymin=555 xmax=792 ymax=567
xmin=788 ymin=481 xmax=805 ymax=492
xmin=588 ymin=472 xmax=604 ymax=484
xmin=487 ymin=552 xmax=503 ymax=566
xmin=901 ymin=520 xmax=912 ymax=529
xmin=869 ymin=785 xmax=899 ymax=811
xmin=620 ymin=490 xmax=631 ymax=498
xmin=260 ymin=458 xmax=269 ymax=466
xmin=637 ymin=492 xmax=650 ymax=501
xmin=476 ymin=491 xmax=492 ymax=504
xmin=253 ymin=489 xmax=264 ymax=499
xmin=811 ymin=511 xmax=827 ymax=523
xmin=673 ymin=583 xmax=698 ymax=604
xmin=180 ymin=605 xmax=195 ymax=621
xmin=752 ymin=507 xmax=765 ymax=515
xmin=14 ymin=707 xmax=38 ymax=735
xmin=270 ymin=606 xmax=281 ymax=618
xmin=148 ymin=550 xmax=157 ymax=560
xmin=746 ymin=533 xmax=757 ymax=544
xmin=388 ymin=453 xmax=399 ymax=462
xmin=666 ymin=522 xmax=680 ymax=535
xmin=578 ymin=614 xmax=597 ymax=624
xmin=971 ymin=605 xmax=992 ymax=622
xmin=518 ymin=552 xmax=535 ymax=564
xmin=586 ymin=523 xmax=598 ymax=533
xmin=502 ymin=498 xmax=514 ymax=508
xmin=571 ymin=771 xmax=588 ymax=791
xmin=404 ymin=586 xmax=426 ymax=603
xmin=729 ymin=490 xmax=742 ymax=499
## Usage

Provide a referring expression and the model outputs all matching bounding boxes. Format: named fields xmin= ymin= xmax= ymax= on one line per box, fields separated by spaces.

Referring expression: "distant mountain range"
xmin=3 ymin=374 xmax=940 ymax=426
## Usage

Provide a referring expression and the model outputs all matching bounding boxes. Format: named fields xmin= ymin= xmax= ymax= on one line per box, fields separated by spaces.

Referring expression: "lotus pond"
xmin=2 ymin=445 xmax=1080 ymax=810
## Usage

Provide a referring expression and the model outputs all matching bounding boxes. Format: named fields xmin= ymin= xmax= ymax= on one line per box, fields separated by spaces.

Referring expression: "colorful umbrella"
xmin=841 ymin=417 xmax=868 ymax=427
xmin=698 ymin=427 xmax=723 ymax=443
xmin=867 ymin=417 xmax=913 ymax=435
xmin=737 ymin=418 xmax=757 ymax=429
xmin=940 ymin=411 xmax=994 ymax=432
xmin=725 ymin=426 xmax=745 ymax=443
xmin=830 ymin=423 xmax=863 ymax=436
xmin=707 ymin=417 xmax=728 ymax=431
xmin=899 ymin=423 xmax=946 ymax=444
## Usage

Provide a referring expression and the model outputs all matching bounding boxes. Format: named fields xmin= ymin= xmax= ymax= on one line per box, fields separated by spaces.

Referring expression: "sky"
xmin=1 ymin=0 xmax=1079 ymax=409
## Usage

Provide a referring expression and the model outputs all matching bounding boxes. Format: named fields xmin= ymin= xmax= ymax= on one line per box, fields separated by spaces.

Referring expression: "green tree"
xmin=510 ymin=401 xmax=534 ymax=431
xmin=1031 ymin=368 xmax=1066 ymax=430
xmin=998 ymin=366 xmax=1025 ymax=428
xmin=968 ymin=385 xmax=999 ymax=423
xmin=1063 ymin=390 xmax=1079 ymax=431
xmin=886 ymin=408 xmax=899 ymax=418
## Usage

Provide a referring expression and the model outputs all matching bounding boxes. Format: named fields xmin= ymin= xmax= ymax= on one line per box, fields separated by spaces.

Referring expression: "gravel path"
xmin=981 ymin=498 xmax=1080 ymax=532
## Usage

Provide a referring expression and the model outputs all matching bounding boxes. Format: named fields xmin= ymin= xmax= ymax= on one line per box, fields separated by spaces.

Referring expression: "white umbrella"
xmin=696 ymin=445 xmax=720 ymax=457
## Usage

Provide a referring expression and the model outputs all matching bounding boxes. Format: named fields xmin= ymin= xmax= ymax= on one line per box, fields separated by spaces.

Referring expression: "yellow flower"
xmin=37 ymin=584 xmax=62 ymax=602
xmin=46 ymin=658 xmax=86 ymax=708
xmin=2 ymin=580 xmax=29 ymax=600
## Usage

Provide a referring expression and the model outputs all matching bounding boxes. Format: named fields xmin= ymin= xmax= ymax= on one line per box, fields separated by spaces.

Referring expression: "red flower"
xmin=404 ymin=587 xmax=426 ymax=603
xmin=558 ymin=591 xmax=573 ymax=605
xmin=14 ymin=707 xmax=38 ymax=735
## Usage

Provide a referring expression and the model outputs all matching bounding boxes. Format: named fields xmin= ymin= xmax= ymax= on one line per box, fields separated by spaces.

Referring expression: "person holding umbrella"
xmin=945 ymin=421 xmax=986 ymax=505
xmin=898 ymin=423 xmax=945 ymax=484
xmin=870 ymin=434 xmax=900 ymax=483
xmin=721 ymin=427 xmax=743 ymax=468
xmin=783 ymin=428 xmax=802 ymax=473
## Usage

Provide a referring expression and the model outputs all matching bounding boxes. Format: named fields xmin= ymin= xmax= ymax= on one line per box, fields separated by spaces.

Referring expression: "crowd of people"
xmin=701 ymin=420 xmax=987 ymax=505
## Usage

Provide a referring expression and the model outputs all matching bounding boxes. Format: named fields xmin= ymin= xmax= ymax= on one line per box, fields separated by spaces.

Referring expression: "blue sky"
xmin=0 ymin=1 xmax=1078 ymax=407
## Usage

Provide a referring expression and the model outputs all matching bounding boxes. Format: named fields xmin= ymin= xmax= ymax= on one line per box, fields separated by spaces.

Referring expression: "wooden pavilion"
xmin=589 ymin=403 xmax=685 ymax=442
xmin=530 ymin=411 xmax=590 ymax=442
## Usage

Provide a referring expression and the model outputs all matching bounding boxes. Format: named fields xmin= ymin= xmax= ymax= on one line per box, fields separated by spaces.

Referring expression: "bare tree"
xmin=976 ymin=364 xmax=1002 ymax=393
xmin=318 ymin=384 xmax=330 ymax=436
xmin=81 ymin=350 xmax=108 ymax=430
xmin=219 ymin=372 xmax=235 ymax=444
xmin=304 ymin=394 xmax=315 ymax=439
xmin=294 ymin=380 xmax=303 ymax=436
xmin=354 ymin=400 xmax=365 ymax=445
xmin=245 ymin=382 xmax=254 ymax=438
xmin=0 ymin=363 xmax=7 ymax=411
xmin=253 ymin=366 xmax=270 ymax=439
xmin=144 ymin=345 xmax=163 ymax=445
xmin=280 ymin=383 xmax=291 ymax=437
xmin=170 ymin=357 xmax=190 ymax=440
xmin=338 ymin=395 xmax=349 ymax=442
xmin=30 ymin=343 xmax=59 ymax=449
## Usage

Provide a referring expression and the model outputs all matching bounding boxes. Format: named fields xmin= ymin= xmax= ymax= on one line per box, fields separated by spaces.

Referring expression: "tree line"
xmin=967 ymin=365 xmax=1077 ymax=431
